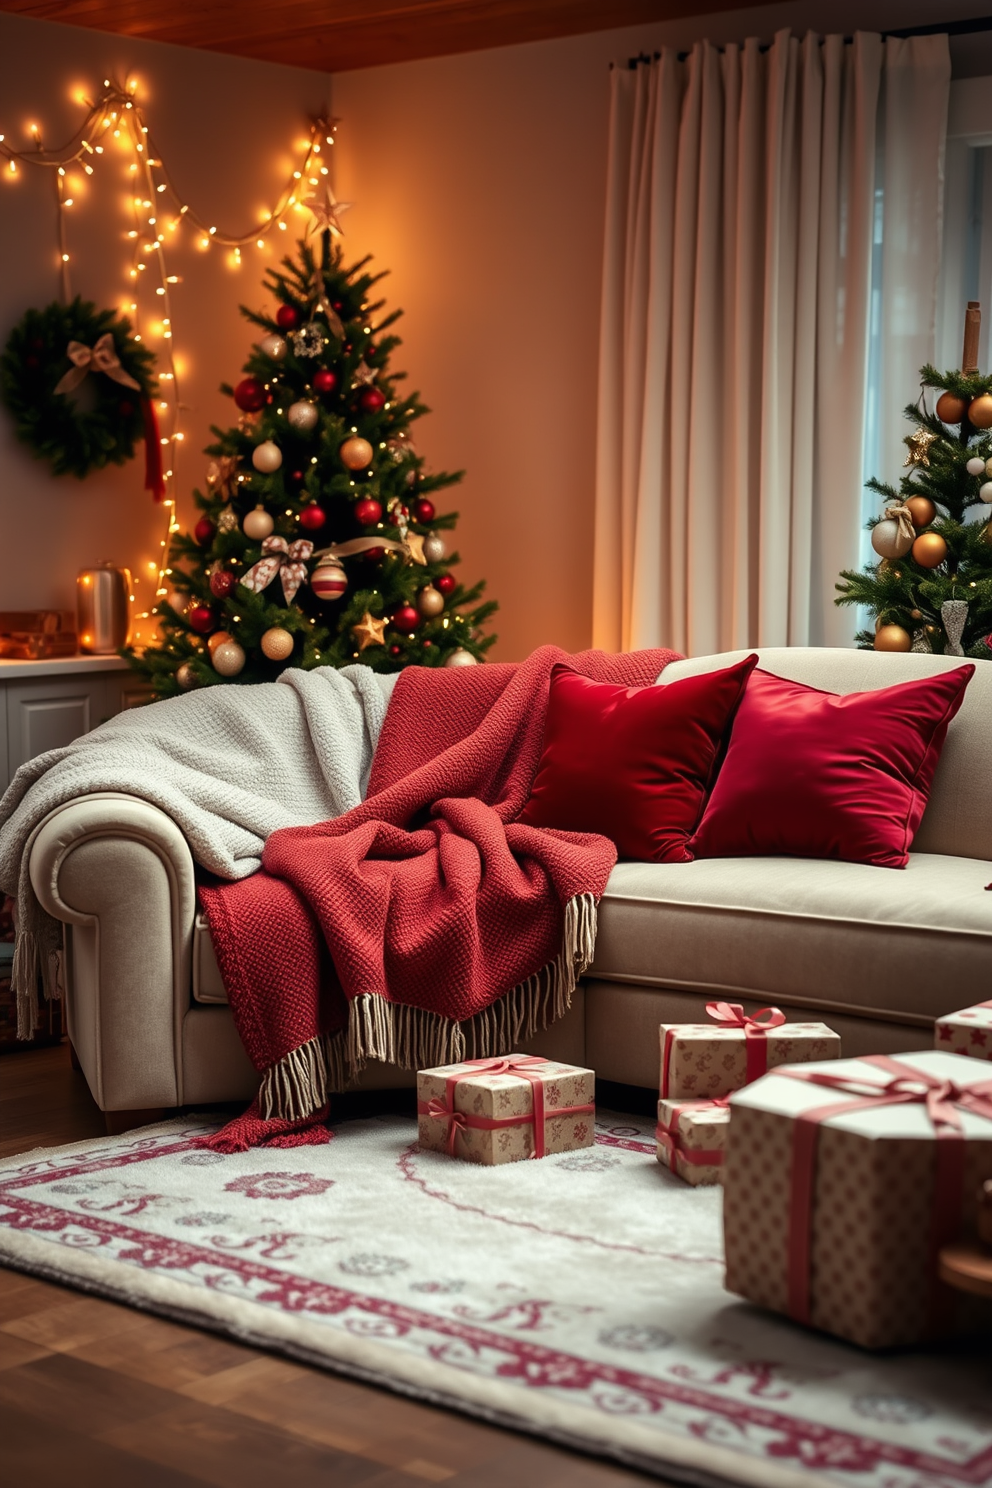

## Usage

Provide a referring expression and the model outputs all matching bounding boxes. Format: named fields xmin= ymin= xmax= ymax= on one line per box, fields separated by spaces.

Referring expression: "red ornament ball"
xmin=275 ymin=305 xmax=299 ymax=330
xmin=290 ymin=469 xmax=305 ymax=484
xmin=364 ymin=546 xmax=385 ymax=562
xmin=313 ymin=368 xmax=338 ymax=395
xmin=188 ymin=605 xmax=214 ymax=635
xmin=392 ymin=605 xmax=419 ymax=634
xmin=233 ymin=377 xmax=266 ymax=413
xmin=209 ymin=570 xmax=236 ymax=598
xmin=422 ymin=639 xmax=433 ymax=648
xmin=436 ymin=573 xmax=456 ymax=596
xmin=354 ymin=497 xmax=383 ymax=526
xmin=194 ymin=517 xmax=215 ymax=545
xmin=299 ymin=503 xmax=326 ymax=531
xmin=358 ymin=386 xmax=386 ymax=414
xmin=413 ymin=498 xmax=435 ymax=524
xmin=389 ymin=644 xmax=402 ymax=657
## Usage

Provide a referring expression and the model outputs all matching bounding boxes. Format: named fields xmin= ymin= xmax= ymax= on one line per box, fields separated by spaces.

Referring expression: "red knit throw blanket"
xmin=199 ymin=645 xmax=678 ymax=1149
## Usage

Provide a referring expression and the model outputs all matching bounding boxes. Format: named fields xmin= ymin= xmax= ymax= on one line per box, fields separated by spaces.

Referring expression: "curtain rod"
xmin=623 ymin=14 xmax=992 ymax=68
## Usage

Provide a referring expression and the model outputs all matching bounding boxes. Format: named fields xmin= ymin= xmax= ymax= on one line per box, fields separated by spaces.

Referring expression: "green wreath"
xmin=0 ymin=298 xmax=158 ymax=479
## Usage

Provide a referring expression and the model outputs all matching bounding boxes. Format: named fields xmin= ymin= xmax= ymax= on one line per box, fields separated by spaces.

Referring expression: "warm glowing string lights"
xmin=1 ymin=80 xmax=337 ymax=645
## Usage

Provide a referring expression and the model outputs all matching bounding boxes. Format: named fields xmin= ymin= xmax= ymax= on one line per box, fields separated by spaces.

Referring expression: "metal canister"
xmin=77 ymin=562 xmax=132 ymax=654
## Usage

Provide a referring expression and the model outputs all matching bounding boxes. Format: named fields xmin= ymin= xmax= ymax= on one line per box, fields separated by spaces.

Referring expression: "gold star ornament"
xmin=303 ymin=184 xmax=353 ymax=239
xmin=903 ymin=428 xmax=938 ymax=468
xmin=405 ymin=532 xmax=427 ymax=565
xmin=352 ymin=611 xmax=387 ymax=651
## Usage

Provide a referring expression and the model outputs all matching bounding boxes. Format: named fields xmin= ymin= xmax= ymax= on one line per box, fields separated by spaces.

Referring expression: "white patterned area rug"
xmin=0 ymin=1111 xmax=988 ymax=1488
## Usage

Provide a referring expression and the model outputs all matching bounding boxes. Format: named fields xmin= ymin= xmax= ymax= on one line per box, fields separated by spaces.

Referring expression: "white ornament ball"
xmin=287 ymin=399 xmax=319 ymax=432
xmin=870 ymin=518 xmax=913 ymax=560
xmin=259 ymin=333 xmax=287 ymax=361
xmin=243 ymin=504 xmax=274 ymax=540
xmin=444 ymin=647 xmax=479 ymax=668
xmin=966 ymin=456 xmax=987 ymax=476
xmin=252 ymin=439 xmax=283 ymax=473
xmin=423 ymin=531 xmax=446 ymax=564
xmin=163 ymin=590 xmax=186 ymax=615
xmin=260 ymin=625 xmax=295 ymax=661
xmin=417 ymin=585 xmax=445 ymax=618
xmin=980 ymin=481 xmax=992 ymax=503
xmin=212 ymin=640 xmax=246 ymax=677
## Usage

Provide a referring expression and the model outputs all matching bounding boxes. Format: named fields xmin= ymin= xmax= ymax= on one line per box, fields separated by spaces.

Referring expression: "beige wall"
xmin=0 ymin=14 xmax=329 ymax=630
xmin=333 ymin=0 xmax=990 ymax=661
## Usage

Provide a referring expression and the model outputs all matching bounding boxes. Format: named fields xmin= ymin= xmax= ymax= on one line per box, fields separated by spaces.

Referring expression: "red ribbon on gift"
xmin=661 ymin=1002 xmax=786 ymax=1097
xmin=780 ymin=1055 xmax=992 ymax=1333
xmin=656 ymin=1098 xmax=729 ymax=1170
xmin=418 ymin=1055 xmax=594 ymax=1158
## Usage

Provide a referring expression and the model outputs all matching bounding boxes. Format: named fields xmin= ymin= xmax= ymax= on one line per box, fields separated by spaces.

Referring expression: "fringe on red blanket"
xmin=197 ymin=1098 xmax=332 ymax=1153
xmin=255 ymin=890 xmax=599 ymax=1123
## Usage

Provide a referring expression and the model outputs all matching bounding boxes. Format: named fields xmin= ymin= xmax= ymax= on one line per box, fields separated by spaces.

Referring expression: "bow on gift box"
xmin=419 ymin=1055 xmax=594 ymax=1159
xmin=781 ymin=1055 xmax=992 ymax=1334
xmin=656 ymin=1097 xmax=729 ymax=1168
xmin=661 ymin=1001 xmax=787 ymax=1096
xmin=240 ymin=536 xmax=314 ymax=605
xmin=53 ymin=335 xmax=142 ymax=395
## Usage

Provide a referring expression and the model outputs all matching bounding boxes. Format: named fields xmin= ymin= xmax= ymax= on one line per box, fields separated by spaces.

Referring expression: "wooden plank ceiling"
xmin=0 ymin=0 xmax=790 ymax=74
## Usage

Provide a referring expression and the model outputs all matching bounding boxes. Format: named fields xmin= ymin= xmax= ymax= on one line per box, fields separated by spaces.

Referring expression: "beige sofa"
xmin=25 ymin=647 xmax=992 ymax=1127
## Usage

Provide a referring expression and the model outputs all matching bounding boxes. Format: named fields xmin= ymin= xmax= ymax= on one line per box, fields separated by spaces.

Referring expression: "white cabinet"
xmin=0 ymin=657 xmax=153 ymax=794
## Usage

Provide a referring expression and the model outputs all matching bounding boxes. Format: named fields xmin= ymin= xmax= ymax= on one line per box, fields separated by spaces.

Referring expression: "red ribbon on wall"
xmin=141 ymin=395 xmax=166 ymax=501
xmin=660 ymin=1002 xmax=786 ymax=1097
xmin=781 ymin=1054 xmax=992 ymax=1333
xmin=419 ymin=1055 xmax=594 ymax=1158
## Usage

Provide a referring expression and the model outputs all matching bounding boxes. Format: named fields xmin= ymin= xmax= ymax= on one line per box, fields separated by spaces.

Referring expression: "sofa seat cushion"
xmin=591 ymin=853 xmax=992 ymax=1026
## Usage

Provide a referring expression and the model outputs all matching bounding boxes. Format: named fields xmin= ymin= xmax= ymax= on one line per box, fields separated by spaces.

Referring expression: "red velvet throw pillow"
xmin=688 ymin=664 xmax=974 ymax=868
xmin=517 ymin=655 xmax=758 ymax=863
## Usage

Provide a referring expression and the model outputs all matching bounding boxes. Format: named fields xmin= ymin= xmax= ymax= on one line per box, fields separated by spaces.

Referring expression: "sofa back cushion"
xmin=656 ymin=649 xmax=992 ymax=862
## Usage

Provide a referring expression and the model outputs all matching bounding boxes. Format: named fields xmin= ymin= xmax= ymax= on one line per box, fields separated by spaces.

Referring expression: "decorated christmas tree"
xmin=128 ymin=232 xmax=496 ymax=696
xmin=836 ymin=302 xmax=992 ymax=659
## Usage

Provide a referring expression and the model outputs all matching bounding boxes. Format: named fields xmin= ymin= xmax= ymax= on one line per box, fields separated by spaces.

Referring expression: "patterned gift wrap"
xmin=935 ymin=1000 xmax=992 ymax=1062
xmin=417 ymin=1054 xmax=595 ymax=1165
xmin=655 ymin=1098 xmax=729 ymax=1186
xmin=659 ymin=1001 xmax=840 ymax=1100
xmin=723 ymin=1050 xmax=992 ymax=1350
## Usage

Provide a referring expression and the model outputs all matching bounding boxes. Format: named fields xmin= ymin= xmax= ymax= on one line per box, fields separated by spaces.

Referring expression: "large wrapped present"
xmin=656 ymin=1097 xmax=729 ymax=1185
xmin=723 ymin=1050 xmax=992 ymax=1349
xmin=659 ymin=1001 xmax=840 ymax=1100
xmin=417 ymin=1054 xmax=595 ymax=1165
xmin=935 ymin=1001 xmax=992 ymax=1061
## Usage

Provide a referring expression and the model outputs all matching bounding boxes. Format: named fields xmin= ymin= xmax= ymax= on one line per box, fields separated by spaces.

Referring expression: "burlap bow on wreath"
xmin=53 ymin=334 xmax=142 ymax=395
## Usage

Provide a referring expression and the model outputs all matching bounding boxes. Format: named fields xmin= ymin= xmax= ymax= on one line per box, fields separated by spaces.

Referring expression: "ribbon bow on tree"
xmin=240 ymin=536 xmax=313 ymax=605
xmin=205 ymin=455 xmax=240 ymax=499
xmin=54 ymin=334 xmax=142 ymax=395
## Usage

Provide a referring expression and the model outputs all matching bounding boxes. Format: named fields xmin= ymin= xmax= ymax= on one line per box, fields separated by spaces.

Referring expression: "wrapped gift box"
xmin=656 ymin=1097 xmax=729 ymax=1185
xmin=935 ymin=1001 xmax=992 ymax=1061
xmin=723 ymin=1050 xmax=992 ymax=1349
xmin=417 ymin=1054 xmax=595 ymax=1165
xmin=659 ymin=1003 xmax=840 ymax=1100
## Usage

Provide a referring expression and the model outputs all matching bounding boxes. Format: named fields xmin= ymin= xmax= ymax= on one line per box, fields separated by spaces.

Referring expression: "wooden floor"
xmin=0 ymin=1045 xmax=668 ymax=1487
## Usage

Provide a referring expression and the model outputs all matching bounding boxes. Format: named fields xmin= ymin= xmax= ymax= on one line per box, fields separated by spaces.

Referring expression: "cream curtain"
xmin=593 ymin=31 xmax=950 ymax=656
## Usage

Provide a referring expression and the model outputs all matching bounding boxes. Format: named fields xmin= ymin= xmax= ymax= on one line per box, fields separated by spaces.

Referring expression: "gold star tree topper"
xmin=352 ymin=611 xmax=387 ymax=651
xmin=303 ymin=184 xmax=353 ymax=239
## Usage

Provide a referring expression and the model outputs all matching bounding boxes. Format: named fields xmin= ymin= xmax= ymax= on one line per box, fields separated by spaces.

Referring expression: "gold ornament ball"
xmin=176 ymin=662 xmax=199 ymax=690
xmin=252 ymin=439 xmax=283 ymax=473
xmin=874 ymin=624 xmax=911 ymax=653
xmin=260 ymin=626 xmax=295 ymax=661
xmin=417 ymin=585 xmax=445 ymax=618
xmin=339 ymin=436 xmax=373 ymax=471
xmin=968 ymin=394 xmax=992 ymax=430
xmin=207 ymin=630 xmax=233 ymax=656
xmin=243 ymin=504 xmax=274 ymax=540
xmin=910 ymin=608 xmax=922 ymax=620
xmin=212 ymin=640 xmax=246 ymax=677
xmin=911 ymin=531 xmax=947 ymax=568
xmin=444 ymin=647 xmax=479 ymax=668
xmin=870 ymin=518 xmax=913 ymax=560
xmin=935 ymin=391 xmax=967 ymax=423
xmin=905 ymin=495 xmax=936 ymax=528
xmin=986 ymin=457 xmax=992 ymax=477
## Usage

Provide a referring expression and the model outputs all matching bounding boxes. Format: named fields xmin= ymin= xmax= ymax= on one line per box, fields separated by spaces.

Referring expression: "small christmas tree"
xmin=128 ymin=233 xmax=496 ymax=696
xmin=836 ymin=302 xmax=992 ymax=659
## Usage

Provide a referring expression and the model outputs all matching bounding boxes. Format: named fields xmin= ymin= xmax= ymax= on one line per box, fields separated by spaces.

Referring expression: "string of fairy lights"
xmin=0 ymin=78 xmax=335 ymax=642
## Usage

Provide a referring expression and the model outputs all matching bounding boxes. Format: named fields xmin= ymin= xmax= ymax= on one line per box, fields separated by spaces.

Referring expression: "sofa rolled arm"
xmin=28 ymin=793 xmax=197 ymax=1111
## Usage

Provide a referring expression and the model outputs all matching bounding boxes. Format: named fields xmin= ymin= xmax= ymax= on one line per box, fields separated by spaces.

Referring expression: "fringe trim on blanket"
xmin=258 ymin=891 xmax=599 ymax=1123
